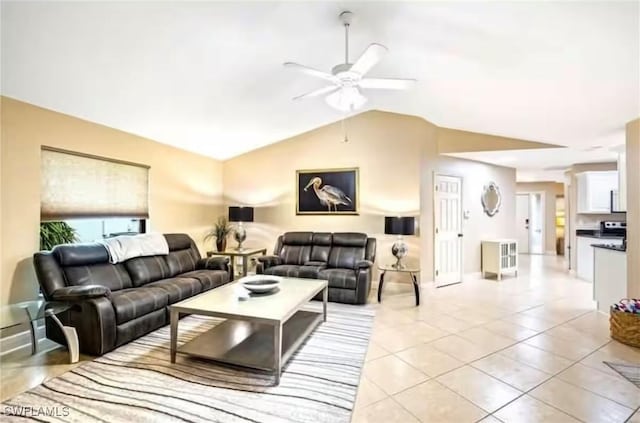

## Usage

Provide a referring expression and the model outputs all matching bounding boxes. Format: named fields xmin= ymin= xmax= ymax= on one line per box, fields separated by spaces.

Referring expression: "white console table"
xmin=482 ymin=239 xmax=518 ymax=281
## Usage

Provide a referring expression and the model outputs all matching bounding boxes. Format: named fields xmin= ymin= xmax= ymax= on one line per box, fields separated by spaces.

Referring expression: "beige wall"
xmin=223 ymin=111 xmax=518 ymax=281
xmin=565 ymin=162 xmax=622 ymax=271
xmin=627 ymin=118 xmax=640 ymax=297
xmin=0 ymin=97 xmax=224 ymax=304
xmin=516 ymin=181 xmax=564 ymax=254
xmin=223 ymin=111 xmax=430 ymax=278
xmin=424 ymin=153 xmax=517 ymax=275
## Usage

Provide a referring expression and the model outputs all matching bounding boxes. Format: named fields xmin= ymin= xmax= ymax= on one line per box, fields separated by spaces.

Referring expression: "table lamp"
xmin=228 ymin=206 xmax=254 ymax=250
xmin=384 ymin=216 xmax=415 ymax=269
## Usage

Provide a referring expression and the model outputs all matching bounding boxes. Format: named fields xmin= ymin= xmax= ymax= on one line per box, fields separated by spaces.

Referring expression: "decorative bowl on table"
xmin=240 ymin=275 xmax=281 ymax=294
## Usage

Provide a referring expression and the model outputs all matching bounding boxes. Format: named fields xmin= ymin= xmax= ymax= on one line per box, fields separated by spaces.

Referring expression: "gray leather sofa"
xmin=256 ymin=232 xmax=376 ymax=304
xmin=33 ymin=233 xmax=231 ymax=355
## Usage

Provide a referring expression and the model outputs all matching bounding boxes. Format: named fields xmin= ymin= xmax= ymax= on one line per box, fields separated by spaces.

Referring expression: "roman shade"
xmin=41 ymin=147 xmax=149 ymax=220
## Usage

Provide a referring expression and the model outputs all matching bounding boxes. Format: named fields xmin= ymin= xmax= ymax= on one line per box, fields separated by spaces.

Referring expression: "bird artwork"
xmin=304 ymin=176 xmax=352 ymax=212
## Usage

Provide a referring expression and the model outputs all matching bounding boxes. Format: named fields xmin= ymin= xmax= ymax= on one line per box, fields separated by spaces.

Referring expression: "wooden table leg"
xmin=242 ymin=256 xmax=248 ymax=277
xmin=323 ymin=286 xmax=328 ymax=322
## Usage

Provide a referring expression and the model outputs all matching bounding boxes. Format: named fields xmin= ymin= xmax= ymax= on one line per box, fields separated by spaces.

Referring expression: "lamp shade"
xmin=384 ymin=216 xmax=415 ymax=236
xmin=228 ymin=206 xmax=254 ymax=222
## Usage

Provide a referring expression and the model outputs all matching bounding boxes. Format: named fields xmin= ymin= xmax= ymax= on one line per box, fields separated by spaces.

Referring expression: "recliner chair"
xmin=256 ymin=232 xmax=376 ymax=304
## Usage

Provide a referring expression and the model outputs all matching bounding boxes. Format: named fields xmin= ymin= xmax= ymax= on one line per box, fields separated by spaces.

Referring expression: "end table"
xmin=377 ymin=264 xmax=421 ymax=306
xmin=207 ymin=247 xmax=267 ymax=278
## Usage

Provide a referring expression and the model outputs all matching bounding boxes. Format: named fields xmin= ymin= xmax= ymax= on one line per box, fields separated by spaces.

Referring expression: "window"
xmin=66 ymin=218 xmax=146 ymax=243
xmin=40 ymin=147 xmax=149 ymax=220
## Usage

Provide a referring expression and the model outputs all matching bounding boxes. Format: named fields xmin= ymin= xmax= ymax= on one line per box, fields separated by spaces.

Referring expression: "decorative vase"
xmin=216 ymin=238 xmax=227 ymax=252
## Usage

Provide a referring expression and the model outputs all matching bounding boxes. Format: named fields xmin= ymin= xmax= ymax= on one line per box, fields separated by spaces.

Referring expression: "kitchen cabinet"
xmin=576 ymin=236 xmax=623 ymax=282
xmin=576 ymin=171 xmax=618 ymax=214
xmin=593 ymin=247 xmax=626 ymax=313
xmin=482 ymin=239 xmax=518 ymax=280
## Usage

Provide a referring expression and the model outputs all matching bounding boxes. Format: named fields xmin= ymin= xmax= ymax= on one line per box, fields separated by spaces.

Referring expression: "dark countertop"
xmin=592 ymin=244 xmax=626 ymax=252
xmin=576 ymin=229 xmax=625 ymax=239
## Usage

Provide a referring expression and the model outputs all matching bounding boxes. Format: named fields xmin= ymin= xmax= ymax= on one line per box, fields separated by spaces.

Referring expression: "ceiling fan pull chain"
xmin=342 ymin=115 xmax=349 ymax=143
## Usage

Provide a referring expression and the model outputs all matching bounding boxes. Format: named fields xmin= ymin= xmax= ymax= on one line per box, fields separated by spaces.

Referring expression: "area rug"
xmin=604 ymin=362 xmax=640 ymax=388
xmin=2 ymin=302 xmax=375 ymax=423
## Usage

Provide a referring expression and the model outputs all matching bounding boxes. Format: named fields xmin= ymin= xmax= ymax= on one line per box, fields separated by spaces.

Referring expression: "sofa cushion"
xmin=144 ymin=277 xmax=203 ymax=304
xmin=282 ymin=232 xmax=313 ymax=245
xmin=310 ymin=232 xmax=332 ymax=263
xmin=54 ymin=243 xmax=110 ymax=267
xmin=264 ymin=265 xmax=302 ymax=278
xmin=298 ymin=265 xmax=326 ymax=279
xmin=180 ymin=270 xmax=229 ymax=290
xmin=318 ymin=268 xmax=357 ymax=290
xmin=166 ymin=249 xmax=200 ymax=276
xmin=63 ymin=263 xmax=133 ymax=291
xmin=125 ymin=256 xmax=172 ymax=287
xmin=110 ymin=287 xmax=169 ymax=324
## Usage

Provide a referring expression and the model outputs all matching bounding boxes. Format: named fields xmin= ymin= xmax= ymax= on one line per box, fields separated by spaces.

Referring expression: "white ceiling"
xmin=2 ymin=1 xmax=639 ymax=162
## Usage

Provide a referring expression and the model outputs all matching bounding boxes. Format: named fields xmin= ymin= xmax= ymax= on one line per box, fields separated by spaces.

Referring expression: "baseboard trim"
xmin=0 ymin=325 xmax=45 ymax=357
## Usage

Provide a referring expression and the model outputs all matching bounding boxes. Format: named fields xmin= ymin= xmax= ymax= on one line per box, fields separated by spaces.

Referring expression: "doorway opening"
xmin=516 ymin=192 xmax=546 ymax=255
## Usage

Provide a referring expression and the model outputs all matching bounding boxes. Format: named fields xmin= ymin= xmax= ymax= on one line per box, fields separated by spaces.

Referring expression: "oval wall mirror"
xmin=481 ymin=182 xmax=502 ymax=217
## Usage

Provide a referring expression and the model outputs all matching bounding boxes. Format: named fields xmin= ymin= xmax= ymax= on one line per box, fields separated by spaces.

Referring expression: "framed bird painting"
xmin=296 ymin=168 xmax=359 ymax=215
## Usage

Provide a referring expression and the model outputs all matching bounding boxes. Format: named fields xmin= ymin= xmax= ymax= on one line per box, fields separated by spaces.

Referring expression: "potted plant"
xmin=205 ymin=216 xmax=231 ymax=252
xmin=40 ymin=221 xmax=78 ymax=251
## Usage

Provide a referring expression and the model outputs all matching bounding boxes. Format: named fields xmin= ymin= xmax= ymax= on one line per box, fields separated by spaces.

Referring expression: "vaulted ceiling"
xmin=2 ymin=1 xmax=638 ymax=161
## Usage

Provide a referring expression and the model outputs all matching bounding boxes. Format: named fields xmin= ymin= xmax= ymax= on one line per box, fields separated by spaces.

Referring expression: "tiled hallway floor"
xmin=353 ymin=255 xmax=640 ymax=423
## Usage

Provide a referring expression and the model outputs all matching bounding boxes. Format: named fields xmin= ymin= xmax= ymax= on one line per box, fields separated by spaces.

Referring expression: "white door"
xmin=516 ymin=194 xmax=530 ymax=254
xmin=434 ymin=174 xmax=463 ymax=287
xmin=529 ymin=193 xmax=544 ymax=254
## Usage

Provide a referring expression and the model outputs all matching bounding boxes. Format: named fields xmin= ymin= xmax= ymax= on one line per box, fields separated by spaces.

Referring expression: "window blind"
xmin=41 ymin=147 xmax=149 ymax=220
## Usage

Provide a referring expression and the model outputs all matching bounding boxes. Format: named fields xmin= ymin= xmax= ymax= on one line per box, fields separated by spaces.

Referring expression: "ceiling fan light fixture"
xmin=325 ymin=86 xmax=367 ymax=112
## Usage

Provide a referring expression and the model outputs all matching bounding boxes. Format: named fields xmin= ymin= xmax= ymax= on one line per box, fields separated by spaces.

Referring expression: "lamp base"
xmin=391 ymin=238 xmax=408 ymax=270
xmin=234 ymin=224 xmax=247 ymax=251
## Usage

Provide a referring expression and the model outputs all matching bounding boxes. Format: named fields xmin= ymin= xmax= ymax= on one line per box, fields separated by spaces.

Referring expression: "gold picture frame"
xmin=296 ymin=167 xmax=359 ymax=215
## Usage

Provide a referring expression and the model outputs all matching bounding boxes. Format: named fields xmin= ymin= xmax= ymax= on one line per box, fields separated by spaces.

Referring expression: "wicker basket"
xmin=610 ymin=307 xmax=640 ymax=348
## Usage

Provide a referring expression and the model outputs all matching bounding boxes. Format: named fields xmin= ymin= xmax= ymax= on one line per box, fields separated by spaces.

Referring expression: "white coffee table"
xmin=169 ymin=277 xmax=328 ymax=385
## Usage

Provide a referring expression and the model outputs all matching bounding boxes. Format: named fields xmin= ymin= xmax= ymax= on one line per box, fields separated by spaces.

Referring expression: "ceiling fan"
xmin=284 ymin=11 xmax=416 ymax=112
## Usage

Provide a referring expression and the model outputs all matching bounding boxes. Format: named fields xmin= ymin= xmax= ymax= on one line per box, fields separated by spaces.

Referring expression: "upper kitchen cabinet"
xmin=576 ymin=171 xmax=618 ymax=214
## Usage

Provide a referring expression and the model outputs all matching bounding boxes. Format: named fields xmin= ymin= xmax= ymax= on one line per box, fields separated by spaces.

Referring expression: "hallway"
xmin=356 ymin=255 xmax=640 ymax=422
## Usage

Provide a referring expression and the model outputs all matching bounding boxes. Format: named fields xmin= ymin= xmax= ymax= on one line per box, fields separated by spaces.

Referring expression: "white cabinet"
xmin=593 ymin=247 xmax=627 ymax=313
xmin=576 ymin=236 xmax=624 ymax=282
xmin=482 ymin=239 xmax=518 ymax=281
xmin=576 ymin=171 xmax=618 ymax=214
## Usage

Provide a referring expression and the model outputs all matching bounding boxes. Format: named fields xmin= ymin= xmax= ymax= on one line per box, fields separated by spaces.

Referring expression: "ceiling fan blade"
xmin=359 ymin=78 xmax=416 ymax=90
xmin=350 ymin=43 xmax=388 ymax=75
xmin=293 ymin=85 xmax=340 ymax=101
xmin=283 ymin=62 xmax=337 ymax=82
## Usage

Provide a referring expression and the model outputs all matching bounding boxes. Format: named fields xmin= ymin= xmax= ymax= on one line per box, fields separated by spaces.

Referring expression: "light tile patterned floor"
xmin=353 ymin=255 xmax=640 ymax=423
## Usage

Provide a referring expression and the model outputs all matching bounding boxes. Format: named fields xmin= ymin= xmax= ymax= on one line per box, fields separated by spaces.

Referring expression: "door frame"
xmin=516 ymin=190 xmax=546 ymax=255
xmin=516 ymin=193 xmax=531 ymax=254
xmin=433 ymin=172 xmax=464 ymax=287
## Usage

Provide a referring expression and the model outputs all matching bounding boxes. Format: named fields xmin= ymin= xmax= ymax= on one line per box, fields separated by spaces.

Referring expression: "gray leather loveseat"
xmin=257 ymin=232 xmax=376 ymax=304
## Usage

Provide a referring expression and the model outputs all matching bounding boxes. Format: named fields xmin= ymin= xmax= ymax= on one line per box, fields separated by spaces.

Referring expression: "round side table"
xmin=377 ymin=264 xmax=421 ymax=306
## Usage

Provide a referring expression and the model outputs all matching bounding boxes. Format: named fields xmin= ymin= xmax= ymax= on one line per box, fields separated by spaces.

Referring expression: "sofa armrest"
xmin=355 ymin=260 xmax=373 ymax=269
xmin=51 ymin=285 xmax=111 ymax=302
xmin=256 ymin=255 xmax=282 ymax=274
xmin=197 ymin=257 xmax=229 ymax=271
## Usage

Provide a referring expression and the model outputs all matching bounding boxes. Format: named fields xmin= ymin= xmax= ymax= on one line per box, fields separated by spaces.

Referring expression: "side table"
xmin=0 ymin=300 xmax=79 ymax=363
xmin=207 ymin=247 xmax=267 ymax=278
xmin=377 ymin=264 xmax=421 ymax=306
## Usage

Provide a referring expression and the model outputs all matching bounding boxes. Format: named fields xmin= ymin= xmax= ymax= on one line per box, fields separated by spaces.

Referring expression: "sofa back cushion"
xmin=278 ymin=232 xmax=313 ymax=265
xmin=54 ymin=243 xmax=133 ymax=291
xmin=164 ymin=234 xmax=201 ymax=276
xmin=327 ymin=233 xmax=367 ymax=269
xmin=125 ymin=256 xmax=172 ymax=287
xmin=310 ymin=232 xmax=333 ymax=263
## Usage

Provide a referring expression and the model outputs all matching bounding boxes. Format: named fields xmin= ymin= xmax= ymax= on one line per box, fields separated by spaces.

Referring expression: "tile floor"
xmin=1 ymin=255 xmax=638 ymax=423
xmin=353 ymin=255 xmax=640 ymax=423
